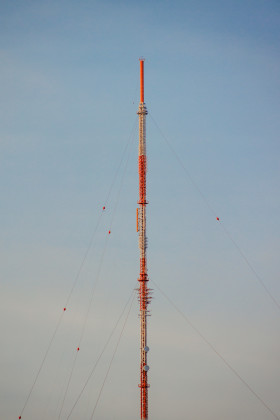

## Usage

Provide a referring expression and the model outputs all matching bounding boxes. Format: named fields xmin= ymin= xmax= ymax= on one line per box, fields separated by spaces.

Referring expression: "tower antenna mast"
xmin=137 ymin=57 xmax=150 ymax=419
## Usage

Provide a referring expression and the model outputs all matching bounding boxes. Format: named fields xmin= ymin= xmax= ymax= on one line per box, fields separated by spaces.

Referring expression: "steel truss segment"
xmin=137 ymin=59 xmax=150 ymax=420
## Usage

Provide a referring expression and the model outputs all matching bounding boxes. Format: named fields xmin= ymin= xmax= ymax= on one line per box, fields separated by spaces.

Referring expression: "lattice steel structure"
xmin=136 ymin=58 xmax=151 ymax=420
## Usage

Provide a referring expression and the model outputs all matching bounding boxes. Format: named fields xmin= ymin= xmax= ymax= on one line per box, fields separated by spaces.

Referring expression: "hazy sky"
xmin=1 ymin=1 xmax=280 ymax=419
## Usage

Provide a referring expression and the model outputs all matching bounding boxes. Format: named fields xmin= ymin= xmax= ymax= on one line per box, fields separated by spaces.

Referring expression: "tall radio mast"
xmin=137 ymin=58 xmax=151 ymax=420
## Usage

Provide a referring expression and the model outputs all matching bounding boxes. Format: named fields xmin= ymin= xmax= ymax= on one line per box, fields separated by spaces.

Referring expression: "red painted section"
xmin=138 ymin=155 xmax=147 ymax=203
xmin=139 ymin=257 xmax=146 ymax=278
xmin=140 ymin=60 xmax=144 ymax=103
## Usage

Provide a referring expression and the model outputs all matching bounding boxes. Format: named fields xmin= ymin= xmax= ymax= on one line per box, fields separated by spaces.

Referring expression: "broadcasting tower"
xmin=137 ymin=58 xmax=151 ymax=419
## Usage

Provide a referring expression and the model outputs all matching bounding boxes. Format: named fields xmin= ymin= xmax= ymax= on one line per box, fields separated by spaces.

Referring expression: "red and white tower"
xmin=137 ymin=58 xmax=151 ymax=419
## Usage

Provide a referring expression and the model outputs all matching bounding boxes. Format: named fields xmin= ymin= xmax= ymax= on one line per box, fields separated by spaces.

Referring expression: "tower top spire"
xmin=139 ymin=58 xmax=145 ymax=103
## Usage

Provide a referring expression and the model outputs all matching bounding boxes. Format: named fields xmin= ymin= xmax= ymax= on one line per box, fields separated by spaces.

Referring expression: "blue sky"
xmin=1 ymin=1 xmax=280 ymax=419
